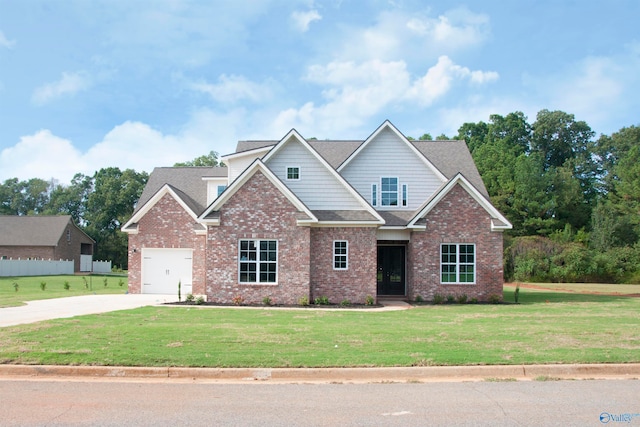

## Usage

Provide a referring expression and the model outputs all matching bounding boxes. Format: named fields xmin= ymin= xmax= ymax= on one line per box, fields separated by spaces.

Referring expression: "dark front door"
xmin=377 ymin=246 xmax=406 ymax=296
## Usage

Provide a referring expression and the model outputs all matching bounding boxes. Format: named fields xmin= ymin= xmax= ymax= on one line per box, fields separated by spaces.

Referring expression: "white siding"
xmin=226 ymin=153 xmax=263 ymax=182
xmin=340 ymin=127 xmax=444 ymax=210
xmin=205 ymin=178 xmax=229 ymax=205
xmin=265 ymin=138 xmax=362 ymax=210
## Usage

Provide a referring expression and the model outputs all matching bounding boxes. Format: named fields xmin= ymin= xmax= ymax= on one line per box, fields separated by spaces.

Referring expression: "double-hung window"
xmin=333 ymin=240 xmax=348 ymax=270
xmin=441 ymin=244 xmax=475 ymax=284
xmin=239 ymin=240 xmax=277 ymax=283
xmin=380 ymin=177 xmax=398 ymax=206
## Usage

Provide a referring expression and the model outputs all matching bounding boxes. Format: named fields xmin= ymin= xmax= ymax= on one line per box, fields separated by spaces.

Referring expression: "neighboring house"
xmin=123 ymin=121 xmax=512 ymax=303
xmin=0 ymin=215 xmax=95 ymax=272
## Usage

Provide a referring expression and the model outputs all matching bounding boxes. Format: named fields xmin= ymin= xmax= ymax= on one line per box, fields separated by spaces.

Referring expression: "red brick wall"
xmin=408 ymin=184 xmax=504 ymax=302
xmin=0 ymin=246 xmax=55 ymax=260
xmin=127 ymin=193 xmax=206 ymax=294
xmin=53 ymin=222 xmax=94 ymax=272
xmin=310 ymin=227 xmax=377 ymax=304
xmin=206 ymin=171 xmax=311 ymax=305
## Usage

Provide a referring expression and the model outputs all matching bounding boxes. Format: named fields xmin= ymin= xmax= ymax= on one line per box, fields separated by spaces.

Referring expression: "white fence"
xmin=92 ymin=260 xmax=112 ymax=274
xmin=0 ymin=258 xmax=113 ymax=276
xmin=0 ymin=259 xmax=74 ymax=277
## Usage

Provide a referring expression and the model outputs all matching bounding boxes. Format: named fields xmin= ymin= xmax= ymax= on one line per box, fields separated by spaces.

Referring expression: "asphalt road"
xmin=1 ymin=378 xmax=638 ymax=426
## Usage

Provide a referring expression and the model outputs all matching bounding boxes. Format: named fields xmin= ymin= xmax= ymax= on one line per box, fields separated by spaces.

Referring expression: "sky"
xmin=1 ymin=0 xmax=639 ymax=184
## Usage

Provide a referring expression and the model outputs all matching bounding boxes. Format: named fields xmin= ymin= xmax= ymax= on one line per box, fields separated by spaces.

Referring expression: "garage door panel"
xmin=142 ymin=249 xmax=193 ymax=295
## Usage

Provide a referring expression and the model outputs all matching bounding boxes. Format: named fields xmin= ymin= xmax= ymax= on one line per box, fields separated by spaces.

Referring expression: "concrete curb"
xmin=1 ymin=364 xmax=639 ymax=383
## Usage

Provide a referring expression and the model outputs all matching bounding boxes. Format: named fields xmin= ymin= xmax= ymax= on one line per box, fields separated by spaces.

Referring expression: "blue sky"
xmin=1 ymin=0 xmax=639 ymax=184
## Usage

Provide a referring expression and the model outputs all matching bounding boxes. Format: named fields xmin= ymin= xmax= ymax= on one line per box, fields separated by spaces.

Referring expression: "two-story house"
xmin=122 ymin=121 xmax=512 ymax=303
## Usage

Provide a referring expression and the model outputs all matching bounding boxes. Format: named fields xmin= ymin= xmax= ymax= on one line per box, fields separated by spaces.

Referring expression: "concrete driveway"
xmin=0 ymin=294 xmax=176 ymax=327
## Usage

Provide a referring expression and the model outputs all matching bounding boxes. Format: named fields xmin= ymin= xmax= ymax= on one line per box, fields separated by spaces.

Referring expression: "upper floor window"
xmin=217 ymin=185 xmax=227 ymax=196
xmin=371 ymin=184 xmax=377 ymax=206
xmin=287 ymin=167 xmax=300 ymax=180
xmin=381 ymin=177 xmax=398 ymax=206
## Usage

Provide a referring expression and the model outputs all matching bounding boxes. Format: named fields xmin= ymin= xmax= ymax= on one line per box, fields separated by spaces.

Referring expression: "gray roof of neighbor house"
xmin=0 ymin=215 xmax=93 ymax=246
xmin=133 ymin=167 xmax=228 ymax=216
xmin=235 ymin=138 xmax=488 ymax=197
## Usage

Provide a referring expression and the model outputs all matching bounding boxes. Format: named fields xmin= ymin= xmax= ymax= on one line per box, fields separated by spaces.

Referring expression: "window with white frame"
xmin=239 ymin=240 xmax=277 ymax=283
xmin=286 ymin=167 xmax=300 ymax=180
xmin=441 ymin=244 xmax=475 ymax=284
xmin=380 ymin=177 xmax=398 ymax=206
xmin=371 ymin=184 xmax=377 ymax=206
xmin=333 ymin=240 xmax=348 ymax=270
xmin=217 ymin=185 xmax=227 ymax=196
xmin=402 ymin=184 xmax=408 ymax=207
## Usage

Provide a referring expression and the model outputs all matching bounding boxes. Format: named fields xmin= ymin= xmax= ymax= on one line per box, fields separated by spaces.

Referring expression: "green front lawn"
xmin=0 ymin=286 xmax=638 ymax=367
xmin=0 ymin=275 xmax=128 ymax=307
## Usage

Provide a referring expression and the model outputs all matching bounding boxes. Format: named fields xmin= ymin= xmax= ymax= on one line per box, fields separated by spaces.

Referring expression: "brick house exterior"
xmin=123 ymin=121 xmax=511 ymax=303
xmin=0 ymin=215 xmax=95 ymax=272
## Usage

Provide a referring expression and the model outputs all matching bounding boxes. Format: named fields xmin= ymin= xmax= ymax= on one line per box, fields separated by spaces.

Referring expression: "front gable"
xmin=122 ymin=185 xmax=207 ymax=235
xmin=408 ymin=174 xmax=512 ymax=232
xmin=338 ymin=121 xmax=447 ymax=210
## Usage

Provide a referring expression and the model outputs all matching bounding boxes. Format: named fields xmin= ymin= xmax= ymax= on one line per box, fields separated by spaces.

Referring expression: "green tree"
xmin=174 ymin=150 xmax=220 ymax=167
xmin=0 ymin=178 xmax=51 ymax=215
xmin=43 ymin=174 xmax=92 ymax=224
xmin=84 ymin=168 xmax=148 ymax=268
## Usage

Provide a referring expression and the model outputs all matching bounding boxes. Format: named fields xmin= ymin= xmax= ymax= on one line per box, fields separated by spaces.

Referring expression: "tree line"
xmin=1 ymin=113 xmax=638 ymax=283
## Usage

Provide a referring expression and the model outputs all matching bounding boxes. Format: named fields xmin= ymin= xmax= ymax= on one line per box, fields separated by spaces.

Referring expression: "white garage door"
xmin=142 ymin=248 xmax=193 ymax=295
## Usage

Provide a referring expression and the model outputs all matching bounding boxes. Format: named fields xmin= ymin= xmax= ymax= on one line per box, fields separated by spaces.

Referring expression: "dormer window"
xmin=287 ymin=167 xmax=300 ymax=180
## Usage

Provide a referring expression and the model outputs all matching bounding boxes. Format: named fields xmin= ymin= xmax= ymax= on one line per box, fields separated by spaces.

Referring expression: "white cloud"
xmin=274 ymin=56 xmax=497 ymax=137
xmin=188 ymin=74 xmax=273 ymax=104
xmin=291 ymin=9 xmax=322 ymax=32
xmin=0 ymin=30 xmax=16 ymax=48
xmin=339 ymin=7 xmax=490 ymax=62
xmin=32 ymin=71 xmax=92 ymax=106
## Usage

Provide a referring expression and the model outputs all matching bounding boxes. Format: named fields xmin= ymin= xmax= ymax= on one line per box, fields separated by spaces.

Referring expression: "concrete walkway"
xmin=0 ymin=294 xmax=175 ymax=327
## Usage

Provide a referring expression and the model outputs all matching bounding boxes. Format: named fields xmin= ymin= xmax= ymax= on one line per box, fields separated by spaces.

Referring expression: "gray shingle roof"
xmin=134 ymin=167 xmax=227 ymax=216
xmin=0 ymin=215 xmax=89 ymax=246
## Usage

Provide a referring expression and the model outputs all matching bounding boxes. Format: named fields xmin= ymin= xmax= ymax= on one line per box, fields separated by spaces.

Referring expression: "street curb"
xmin=1 ymin=364 xmax=639 ymax=383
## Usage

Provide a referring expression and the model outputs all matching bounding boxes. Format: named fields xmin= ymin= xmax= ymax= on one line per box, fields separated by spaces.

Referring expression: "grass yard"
xmin=0 ymin=285 xmax=638 ymax=368
xmin=0 ymin=275 xmax=128 ymax=308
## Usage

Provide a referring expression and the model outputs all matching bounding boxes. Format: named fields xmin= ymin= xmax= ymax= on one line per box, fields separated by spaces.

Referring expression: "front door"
xmin=377 ymin=246 xmax=406 ymax=296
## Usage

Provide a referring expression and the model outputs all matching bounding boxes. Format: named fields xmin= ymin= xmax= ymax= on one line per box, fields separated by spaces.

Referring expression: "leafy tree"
xmin=174 ymin=150 xmax=220 ymax=167
xmin=0 ymin=178 xmax=51 ymax=215
xmin=84 ymin=168 xmax=148 ymax=268
xmin=43 ymin=174 xmax=92 ymax=224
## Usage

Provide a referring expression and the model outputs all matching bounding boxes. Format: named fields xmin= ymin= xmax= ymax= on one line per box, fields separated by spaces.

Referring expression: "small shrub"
xmin=195 ymin=296 xmax=205 ymax=305
xmin=262 ymin=296 xmax=272 ymax=306
xmin=178 ymin=281 xmax=181 ymax=302
xmin=314 ymin=295 xmax=330 ymax=305
xmin=232 ymin=295 xmax=245 ymax=306
xmin=103 ymin=278 xmax=108 ymax=287
xmin=63 ymin=281 xmax=70 ymax=290
xmin=469 ymin=297 xmax=478 ymax=304
xmin=185 ymin=293 xmax=195 ymax=303
xmin=514 ymin=284 xmax=520 ymax=303
xmin=433 ymin=294 xmax=445 ymax=304
xmin=13 ymin=282 xmax=19 ymax=292
xmin=118 ymin=279 xmax=125 ymax=287
xmin=446 ymin=295 xmax=455 ymax=304
xmin=365 ymin=295 xmax=375 ymax=306
xmin=82 ymin=276 xmax=88 ymax=289
xmin=340 ymin=299 xmax=351 ymax=307
xmin=298 ymin=296 xmax=309 ymax=306
xmin=414 ymin=295 xmax=424 ymax=303
xmin=488 ymin=294 xmax=502 ymax=304
xmin=40 ymin=281 xmax=46 ymax=291
xmin=456 ymin=294 xmax=468 ymax=304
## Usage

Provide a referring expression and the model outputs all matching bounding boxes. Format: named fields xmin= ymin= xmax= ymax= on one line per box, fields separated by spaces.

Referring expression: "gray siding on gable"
xmin=340 ymin=127 xmax=444 ymax=210
xmin=265 ymin=139 xmax=362 ymax=210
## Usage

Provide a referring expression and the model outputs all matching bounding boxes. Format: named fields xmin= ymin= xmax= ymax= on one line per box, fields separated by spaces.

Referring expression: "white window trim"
xmin=286 ymin=166 xmax=300 ymax=181
xmin=217 ymin=185 xmax=226 ymax=196
xmin=401 ymin=183 xmax=408 ymax=207
xmin=371 ymin=183 xmax=377 ymax=207
xmin=238 ymin=239 xmax=278 ymax=284
xmin=333 ymin=240 xmax=348 ymax=270
xmin=440 ymin=243 xmax=476 ymax=285
xmin=380 ymin=176 xmax=399 ymax=207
